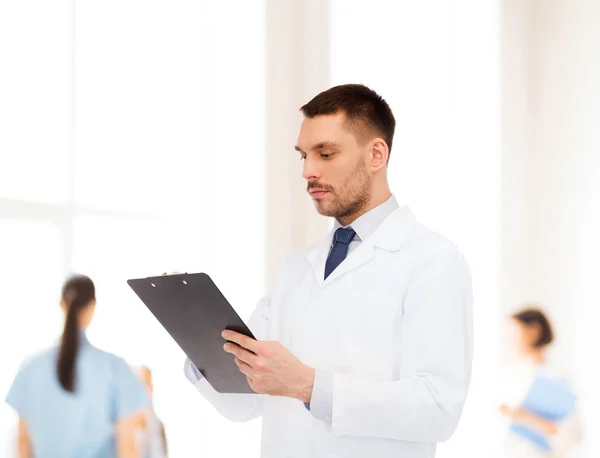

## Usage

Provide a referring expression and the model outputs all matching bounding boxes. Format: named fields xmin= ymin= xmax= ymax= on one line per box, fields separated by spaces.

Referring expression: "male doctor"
xmin=184 ymin=84 xmax=473 ymax=458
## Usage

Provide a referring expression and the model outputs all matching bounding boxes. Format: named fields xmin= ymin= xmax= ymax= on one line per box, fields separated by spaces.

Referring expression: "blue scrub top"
xmin=5 ymin=334 xmax=149 ymax=458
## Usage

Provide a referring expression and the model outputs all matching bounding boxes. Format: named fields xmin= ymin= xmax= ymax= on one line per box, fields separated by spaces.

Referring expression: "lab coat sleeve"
xmin=185 ymin=293 xmax=271 ymax=422
xmin=330 ymin=244 xmax=474 ymax=443
xmin=309 ymin=369 xmax=334 ymax=423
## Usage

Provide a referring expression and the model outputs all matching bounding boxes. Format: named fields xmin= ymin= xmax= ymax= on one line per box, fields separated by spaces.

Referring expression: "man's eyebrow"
xmin=313 ymin=141 xmax=340 ymax=150
xmin=294 ymin=141 xmax=340 ymax=153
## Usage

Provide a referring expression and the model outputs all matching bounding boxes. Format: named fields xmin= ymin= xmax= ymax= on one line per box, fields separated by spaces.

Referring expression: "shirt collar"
xmin=79 ymin=330 xmax=90 ymax=347
xmin=333 ymin=194 xmax=400 ymax=242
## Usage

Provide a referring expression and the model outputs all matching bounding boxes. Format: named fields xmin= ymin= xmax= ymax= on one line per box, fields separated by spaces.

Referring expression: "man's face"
xmin=295 ymin=112 xmax=372 ymax=221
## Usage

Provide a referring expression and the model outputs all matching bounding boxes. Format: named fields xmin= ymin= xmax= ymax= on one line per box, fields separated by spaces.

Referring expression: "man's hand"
xmin=222 ymin=330 xmax=315 ymax=403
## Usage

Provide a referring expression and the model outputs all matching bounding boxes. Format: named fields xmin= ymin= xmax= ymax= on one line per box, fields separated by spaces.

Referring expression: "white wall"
xmin=502 ymin=0 xmax=600 ymax=455
xmin=265 ymin=0 xmax=332 ymax=281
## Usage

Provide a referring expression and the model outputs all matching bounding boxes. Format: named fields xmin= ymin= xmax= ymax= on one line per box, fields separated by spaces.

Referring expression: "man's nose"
xmin=302 ymin=155 xmax=320 ymax=181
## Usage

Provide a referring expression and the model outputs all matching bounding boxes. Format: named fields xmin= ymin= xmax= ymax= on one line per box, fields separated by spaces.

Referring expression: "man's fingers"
xmin=235 ymin=358 xmax=265 ymax=395
xmin=222 ymin=330 xmax=260 ymax=354
xmin=224 ymin=342 xmax=259 ymax=367
xmin=234 ymin=357 xmax=256 ymax=378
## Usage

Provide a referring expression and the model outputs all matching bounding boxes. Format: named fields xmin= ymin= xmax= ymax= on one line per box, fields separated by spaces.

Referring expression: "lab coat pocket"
xmin=330 ymin=354 xmax=388 ymax=381
xmin=328 ymin=293 xmax=397 ymax=381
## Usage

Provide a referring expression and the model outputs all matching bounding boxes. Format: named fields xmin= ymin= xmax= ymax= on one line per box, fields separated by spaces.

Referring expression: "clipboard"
xmin=127 ymin=272 xmax=255 ymax=393
xmin=510 ymin=374 xmax=577 ymax=450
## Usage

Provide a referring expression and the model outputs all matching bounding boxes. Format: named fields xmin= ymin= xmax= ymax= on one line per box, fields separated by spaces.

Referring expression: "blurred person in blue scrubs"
xmin=4 ymin=275 xmax=149 ymax=458
xmin=134 ymin=366 xmax=168 ymax=458
xmin=498 ymin=307 xmax=583 ymax=457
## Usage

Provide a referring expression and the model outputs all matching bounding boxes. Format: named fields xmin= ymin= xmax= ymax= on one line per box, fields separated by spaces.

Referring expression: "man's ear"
xmin=370 ymin=138 xmax=389 ymax=170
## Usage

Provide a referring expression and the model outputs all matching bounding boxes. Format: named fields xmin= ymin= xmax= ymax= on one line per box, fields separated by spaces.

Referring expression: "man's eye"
xmin=321 ymin=153 xmax=333 ymax=159
xmin=300 ymin=155 xmax=306 ymax=161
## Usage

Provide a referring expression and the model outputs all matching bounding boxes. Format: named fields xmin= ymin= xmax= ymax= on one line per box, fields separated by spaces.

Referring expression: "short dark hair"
xmin=300 ymin=84 xmax=396 ymax=160
xmin=512 ymin=307 xmax=554 ymax=348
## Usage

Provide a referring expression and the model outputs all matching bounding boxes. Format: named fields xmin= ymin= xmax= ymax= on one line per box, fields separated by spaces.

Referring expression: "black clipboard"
xmin=127 ymin=273 xmax=255 ymax=394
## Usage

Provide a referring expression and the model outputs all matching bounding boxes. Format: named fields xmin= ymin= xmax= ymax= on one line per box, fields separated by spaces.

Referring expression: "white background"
xmin=0 ymin=1 xmax=265 ymax=456
xmin=1 ymin=0 xmax=599 ymax=457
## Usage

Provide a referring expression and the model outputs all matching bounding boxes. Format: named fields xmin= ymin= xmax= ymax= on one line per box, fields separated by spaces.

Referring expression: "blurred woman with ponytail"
xmin=5 ymin=275 xmax=149 ymax=458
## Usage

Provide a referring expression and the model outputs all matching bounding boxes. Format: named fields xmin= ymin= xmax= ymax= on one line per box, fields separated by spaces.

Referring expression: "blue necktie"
xmin=324 ymin=227 xmax=356 ymax=280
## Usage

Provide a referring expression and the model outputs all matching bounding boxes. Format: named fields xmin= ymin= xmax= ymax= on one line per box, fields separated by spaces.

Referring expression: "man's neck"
xmin=363 ymin=190 xmax=393 ymax=215
xmin=337 ymin=190 xmax=393 ymax=226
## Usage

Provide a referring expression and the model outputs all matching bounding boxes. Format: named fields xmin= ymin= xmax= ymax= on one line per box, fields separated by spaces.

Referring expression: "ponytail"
xmin=57 ymin=275 xmax=95 ymax=392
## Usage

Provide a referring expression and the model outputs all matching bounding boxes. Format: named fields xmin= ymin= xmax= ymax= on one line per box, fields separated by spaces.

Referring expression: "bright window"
xmin=0 ymin=1 xmax=265 ymax=456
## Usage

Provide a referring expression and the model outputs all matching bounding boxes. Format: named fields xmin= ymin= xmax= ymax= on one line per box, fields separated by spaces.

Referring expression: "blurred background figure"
xmin=498 ymin=307 xmax=583 ymax=458
xmin=134 ymin=366 xmax=168 ymax=458
xmin=4 ymin=275 xmax=149 ymax=458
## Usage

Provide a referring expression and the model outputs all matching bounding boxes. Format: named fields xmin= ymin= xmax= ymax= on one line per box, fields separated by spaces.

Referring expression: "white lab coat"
xmin=191 ymin=206 xmax=474 ymax=458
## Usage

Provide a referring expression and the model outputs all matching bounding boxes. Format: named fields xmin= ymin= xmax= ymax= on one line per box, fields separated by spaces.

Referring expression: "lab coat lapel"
xmin=322 ymin=241 xmax=375 ymax=285
xmin=305 ymin=206 xmax=416 ymax=287
xmin=306 ymin=230 xmax=333 ymax=287
xmin=306 ymin=228 xmax=377 ymax=286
